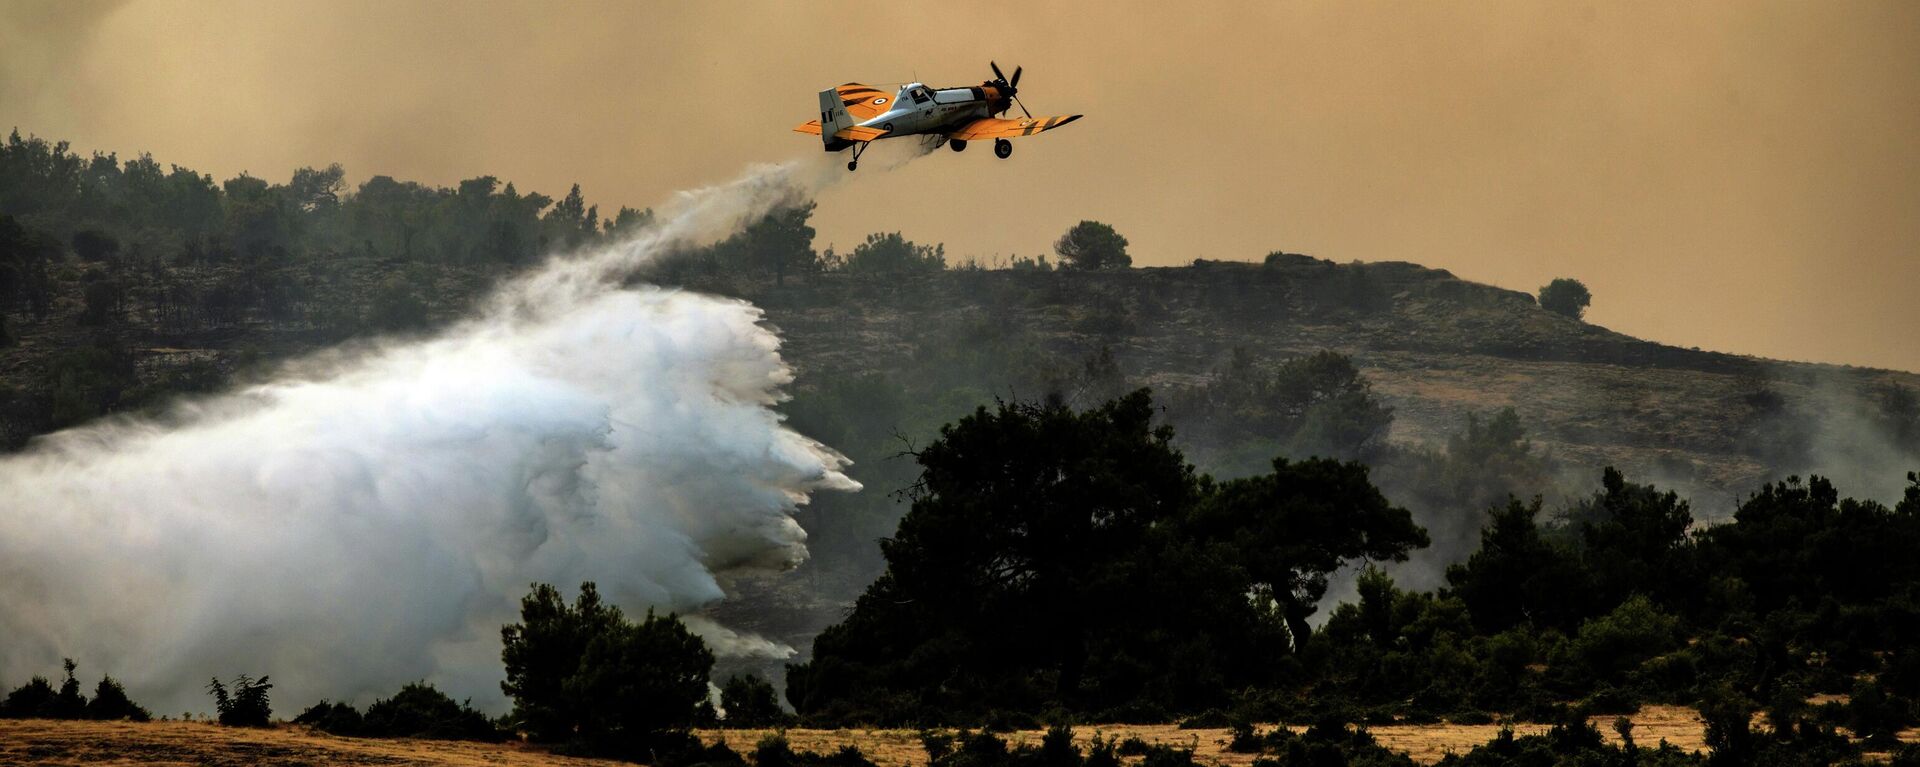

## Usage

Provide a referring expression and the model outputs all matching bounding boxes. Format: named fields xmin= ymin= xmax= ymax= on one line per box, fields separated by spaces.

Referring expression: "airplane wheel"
xmin=847 ymin=161 xmax=858 ymax=171
xmin=949 ymin=139 xmax=967 ymax=153
xmin=994 ymin=139 xmax=1013 ymax=159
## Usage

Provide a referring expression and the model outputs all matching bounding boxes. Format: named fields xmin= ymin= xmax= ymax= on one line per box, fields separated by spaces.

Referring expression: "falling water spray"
xmin=0 ymin=150 xmax=909 ymax=714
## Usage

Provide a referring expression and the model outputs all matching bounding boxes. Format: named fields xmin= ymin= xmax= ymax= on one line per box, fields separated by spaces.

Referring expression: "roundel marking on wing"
xmin=873 ymin=97 xmax=887 ymax=105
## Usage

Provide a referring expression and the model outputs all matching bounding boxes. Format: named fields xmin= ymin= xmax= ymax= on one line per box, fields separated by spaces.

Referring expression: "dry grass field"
xmin=697 ymin=706 xmax=1713 ymax=767
xmin=0 ymin=718 xmax=622 ymax=767
xmin=1 ymin=711 xmax=1913 ymax=766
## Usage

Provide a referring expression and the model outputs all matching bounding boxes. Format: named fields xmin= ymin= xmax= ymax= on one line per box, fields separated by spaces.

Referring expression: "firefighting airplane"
xmin=795 ymin=62 xmax=1082 ymax=171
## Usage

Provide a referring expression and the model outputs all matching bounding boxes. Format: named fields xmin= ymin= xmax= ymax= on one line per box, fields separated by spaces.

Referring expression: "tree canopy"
xmin=786 ymin=389 xmax=1426 ymax=724
xmin=837 ymin=231 xmax=946 ymax=275
xmin=500 ymin=582 xmax=713 ymax=758
xmin=1054 ymin=220 xmax=1131 ymax=270
xmin=1538 ymin=277 xmax=1592 ymax=320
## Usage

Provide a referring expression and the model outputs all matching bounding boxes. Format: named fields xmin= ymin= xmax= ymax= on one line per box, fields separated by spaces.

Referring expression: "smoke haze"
xmin=0 ymin=153 xmax=887 ymax=715
xmin=2 ymin=1 xmax=1916 ymax=372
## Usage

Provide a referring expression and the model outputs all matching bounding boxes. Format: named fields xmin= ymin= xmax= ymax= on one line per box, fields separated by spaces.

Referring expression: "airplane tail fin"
xmin=818 ymin=88 xmax=855 ymax=149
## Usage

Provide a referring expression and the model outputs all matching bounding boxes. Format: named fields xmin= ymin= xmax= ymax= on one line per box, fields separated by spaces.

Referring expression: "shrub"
xmin=1559 ymin=595 xmax=1682 ymax=688
xmin=500 ymin=581 xmax=713 ymax=758
xmin=0 ymin=677 xmax=56 ymax=718
xmin=80 ymin=277 xmax=126 ymax=325
xmin=85 ymin=676 xmax=151 ymax=721
xmin=754 ymin=733 xmax=801 ymax=767
xmin=1085 ymin=735 xmax=1121 ymax=767
xmin=1847 ymin=680 xmax=1910 ymax=748
xmin=1537 ymin=278 xmax=1592 ymax=320
xmin=840 ymin=232 xmax=945 ymax=274
xmin=1137 ymin=744 xmax=1199 ymax=767
xmin=365 ymin=275 xmax=429 ymax=332
xmin=719 ymin=674 xmax=787 ymax=727
xmin=294 ymin=700 xmax=364 ymax=735
xmin=0 ymin=660 xmax=141 ymax=720
xmin=658 ymin=739 xmax=747 ymax=767
xmin=71 ymin=229 xmax=120 ymax=262
xmin=1038 ymin=724 xmax=1081 ymax=767
xmin=1226 ymin=722 xmax=1265 ymax=753
xmin=207 ymin=674 xmax=273 ymax=727
xmin=920 ymin=730 xmax=956 ymax=764
xmin=1179 ymin=708 xmax=1232 ymax=729
xmin=361 ymin=682 xmax=504 ymax=741
xmin=46 ymin=659 xmax=86 ymax=719
xmin=1054 ymin=220 xmax=1131 ymax=270
xmin=757 ymin=733 xmax=877 ymax=767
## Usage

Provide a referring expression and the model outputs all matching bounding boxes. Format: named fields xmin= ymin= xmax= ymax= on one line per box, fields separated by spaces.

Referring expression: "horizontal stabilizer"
xmin=833 ymin=125 xmax=888 ymax=142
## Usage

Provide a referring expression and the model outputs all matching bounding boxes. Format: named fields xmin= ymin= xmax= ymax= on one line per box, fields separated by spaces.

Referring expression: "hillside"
xmin=10 ymin=252 xmax=1909 ymax=505
xmin=684 ymin=257 xmax=1920 ymax=687
xmin=752 ymin=257 xmax=1920 ymax=514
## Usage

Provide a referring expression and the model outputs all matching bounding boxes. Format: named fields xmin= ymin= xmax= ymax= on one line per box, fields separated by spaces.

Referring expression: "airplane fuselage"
xmin=823 ymin=82 xmax=1007 ymax=150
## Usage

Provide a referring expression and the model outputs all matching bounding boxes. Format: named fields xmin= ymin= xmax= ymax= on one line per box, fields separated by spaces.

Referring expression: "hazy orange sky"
xmin=4 ymin=1 xmax=1916 ymax=371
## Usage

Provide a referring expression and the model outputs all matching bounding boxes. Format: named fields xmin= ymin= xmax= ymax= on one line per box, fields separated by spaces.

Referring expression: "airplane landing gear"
xmin=847 ymin=141 xmax=871 ymax=171
xmin=994 ymin=139 xmax=1013 ymax=159
xmin=847 ymin=161 xmax=858 ymax=171
xmin=950 ymin=139 xmax=967 ymax=152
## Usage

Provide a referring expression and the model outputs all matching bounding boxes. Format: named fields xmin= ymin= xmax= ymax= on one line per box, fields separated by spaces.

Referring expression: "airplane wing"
xmin=947 ymin=115 xmax=1083 ymax=141
xmin=792 ymin=122 xmax=890 ymax=142
xmin=834 ymin=83 xmax=893 ymax=121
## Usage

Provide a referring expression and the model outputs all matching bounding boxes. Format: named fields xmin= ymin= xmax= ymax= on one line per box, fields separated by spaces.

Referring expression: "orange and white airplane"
xmin=795 ymin=62 xmax=1082 ymax=171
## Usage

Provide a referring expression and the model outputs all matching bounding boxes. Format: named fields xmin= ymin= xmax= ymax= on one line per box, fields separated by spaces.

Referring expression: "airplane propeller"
xmin=989 ymin=61 xmax=1033 ymax=119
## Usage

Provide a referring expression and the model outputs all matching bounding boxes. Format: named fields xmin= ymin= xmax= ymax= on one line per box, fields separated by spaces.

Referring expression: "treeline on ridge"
xmin=0 ymin=131 xmax=1129 ymax=447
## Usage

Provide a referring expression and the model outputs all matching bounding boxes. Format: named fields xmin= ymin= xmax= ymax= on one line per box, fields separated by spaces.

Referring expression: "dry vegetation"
xmin=0 ymin=718 xmax=621 ymax=766
xmin=755 ymin=262 xmax=1920 ymax=517
xmin=4 ymin=709 xmax=1918 ymax=766
xmin=697 ymin=707 xmax=1713 ymax=767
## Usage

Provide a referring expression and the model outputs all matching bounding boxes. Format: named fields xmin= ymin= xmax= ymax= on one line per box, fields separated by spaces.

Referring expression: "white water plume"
xmin=0 ymin=152 xmax=891 ymax=715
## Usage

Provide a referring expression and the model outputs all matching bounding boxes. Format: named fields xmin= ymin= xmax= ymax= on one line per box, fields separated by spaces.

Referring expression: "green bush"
xmin=839 ymin=232 xmax=945 ymax=275
xmin=207 ymin=673 xmax=273 ymax=727
xmin=719 ymin=674 xmax=787 ymax=727
xmin=1537 ymin=278 xmax=1591 ymax=320
xmin=0 ymin=677 xmax=56 ymax=718
xmin=360 ymin=682 xmax=504 ymax=741
xmin=500 ymin=581 xmax=713 ymax=758
xmin=1054 ymin=221 xmax=1131 ymax=270
xmin=293 ymin=700 xmax=364 ymax=735
xmin=756 ymin=733 xmax=878 ymax=767
xmin=1557 ymin=595 xmax=1682 ymax=689
xmin=0 ymin=660 xmax=147 ymax=722
xmin=85 ymin=675 xmax=151 ymax=722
